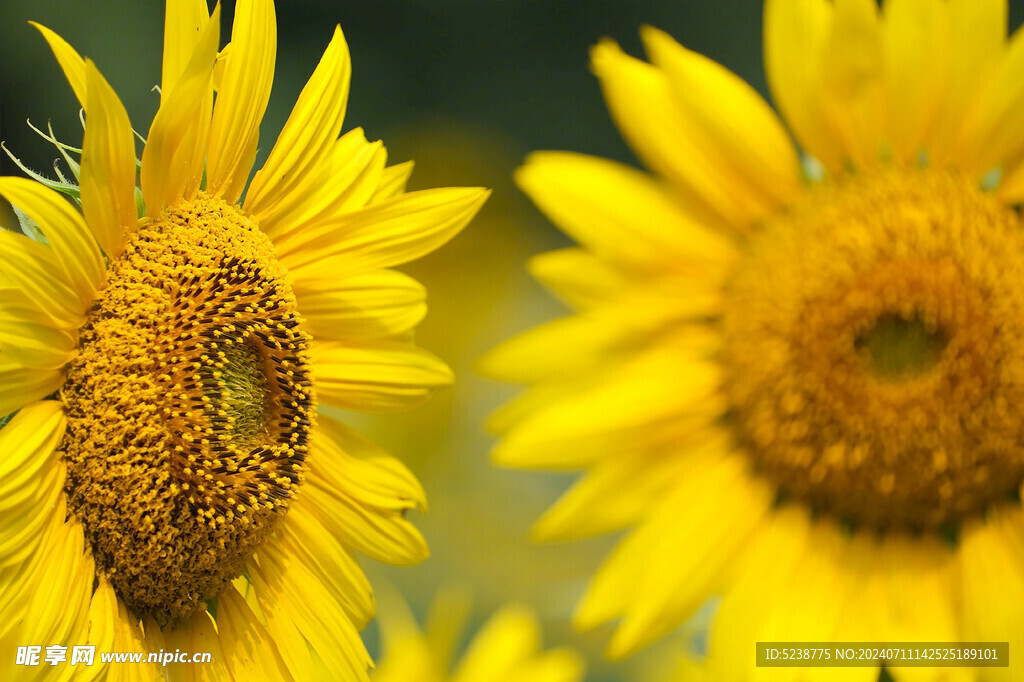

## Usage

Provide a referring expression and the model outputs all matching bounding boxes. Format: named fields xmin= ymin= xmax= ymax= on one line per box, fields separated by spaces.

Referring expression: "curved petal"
xmin=206 ymin=0 xmax=276 ymax=203
xmin=161 ymin=0 xmax=212 ymax=97
xmin=279 ymin=187 xmax=489 ymax=277
xmin=0 ymin=401 xmax=66 ymax=568
xmin=930 ymin=0 xmax=1008 ymax=164
xmin=215 ymin=586 xmax=294 ymax=681
xmin=259 ymin=131 xmax=386 ymax=241
xmin=0 ymin=305 xmax=78 ymax=370
xmin=0 ymin=177 xmax=104 ymax=305
xmin=296 ymin=269 xmax=427 ymax=342
xmin=882 ymin=0 xmax=949 ymax=162
xmin=640 ymin=26 xmax=802 ymax=209
xmin=161 ymin=607 xmax=230 ymax=682
xmin=818 ymin=0 xmax=885 ymax=169
xmin=80 ymin=60 xmax=139 ymax=258
xmin=590 ymin=39 xmax=770 ymax=227
xmin=0 ymin=228 xmax=86 ymax=327
xmin=763 ymin=0 xmax=839 ymax=169
xmin=248 ymin=544 xmax=371 ymax=681
xmin=311 ymin=341 xmax=453 ymax=413
xmin=246 ymin=25 xmax=351 ymax=216
xmin=0 ymin=360 xmax=64 ymax=418
xmin=142 ymin=3 xmax=221 ymax=214
xmin=514 ymin=152 xmax=737 ymax=273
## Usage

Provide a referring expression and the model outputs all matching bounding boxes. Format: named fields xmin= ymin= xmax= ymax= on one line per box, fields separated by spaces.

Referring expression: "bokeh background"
xmin=2 ymin=1 xmax=1024 ymax=680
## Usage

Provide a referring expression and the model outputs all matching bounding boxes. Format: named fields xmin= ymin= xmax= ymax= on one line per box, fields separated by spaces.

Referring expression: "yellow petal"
xmin=590 ymin=40 xmax=770 ymax=227
xmin=311 ymin=341 xmax=453 ymax=413
xmin=531 ymin=434 xmax=724 ymax=542
xmin=819 ymin=0 xmax=886 ymax=169
xmin=20 ymin=520 xmax=93 ymax=648
xmin=273 ymin=502 xmax=376 ymax=628
xmin=80 ymin=60 xmax=139 ymax=258
xmin=449 ymin=606 xmax=541 ymax=682
xmin=76 ymin=578 xmax=118 ymax=682
xmin=527 ymin=248 xmax=632 ymax=311
xmin=31 ymin=23 xmax=87 ymax=105
xmin=161 ymin=0 xmax=212 ymax=97
xmin=216 ymin=586 xmax=295 ymax=681
xmin=0 ymin=360 xmax=64 ymax=418
xmin=371 ymin=161 xmax=415 ymax=203
xmin=882 ymin=0 xmax=948 ymax=162
xmin=955 ymin=19 xmax=1024 ymax=173
xmin=296 ymin=269 xmax=427 ymax=342
xmin=640 ymin=26 xmax=802 ymax=208
xmin=0 ymin=402 xmax=66 ymax=568
xmin=959 ymin=510 xmax=1024 ymax=682
xmin=248 ymin=543 xmax=372 ymax=681
xmin=301 ymin=481 xmax=429 ymax=565
xmin=142 ymin=4 xmax=221 ymax=213
xmin=930 ymin=0 xmax=1007 ymax=164
xmin=763 ymin=0 xmax=839 ymax=169
xmin=591 ymin=453 xmax=773 ymax=658
xmin=0 ymin=308 xmax=77 ymax=370
xmin=161 ymin=607 xmax=231 ymax=682
xmin=0 ymin=178 xmax=104 ymax=306
xmin=279 ymin=187 xmax=489 ymax=275
xmin=491 ymin=339 xmax=724 ymax=469
xmin=257 ymin=129 xmax=384 ymax=240
xmin=206 ymin=0 xmax=276 ymax=203
xmin=246 ymin=25 xmax=351 ymax=216
xmin=312 ymin=413 xmax=427 ymax=511
xmin=515 ymin=152 xmax=737 ymax=272
xmin=0 ymin=228 xmax=86 ymax=327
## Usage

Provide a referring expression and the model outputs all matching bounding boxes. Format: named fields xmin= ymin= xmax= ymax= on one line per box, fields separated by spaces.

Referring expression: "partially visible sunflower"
xmin=0 ymin=0 xmax=487 ymax=679
xmin=483 ymin=0 xmax=1024 ymax=679
xmin=371 ymin=590 xmax=584 ymax=682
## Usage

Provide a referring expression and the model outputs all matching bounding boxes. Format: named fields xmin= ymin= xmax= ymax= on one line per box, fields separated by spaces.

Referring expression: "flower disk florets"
xmin=61 ymin=195 xmax=314 ymax=622
xmin=724 ymin=169 xmax=1024 ymax=530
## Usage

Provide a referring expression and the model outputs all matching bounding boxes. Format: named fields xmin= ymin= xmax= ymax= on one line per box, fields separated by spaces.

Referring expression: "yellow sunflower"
xmin=0 ymin=0 xmax=487 ymax=679
xmin=371 ymin=590 xmax=584 ymax=682
xmin=483 ymin=0 xmax=1024 ymax=679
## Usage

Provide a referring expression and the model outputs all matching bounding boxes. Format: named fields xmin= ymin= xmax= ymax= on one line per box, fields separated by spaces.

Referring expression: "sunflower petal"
xmin=882 ymin=0 xmax=949 ymax=162
xmin=249 ymin=544 xmax=372 ymax=681
xmin=763 ymin=0 xmax=839 ymax=169
xmin=206 ymin=0 xmax=276 ymax=203
xmin=296 ymin=269 xmax=427 ymax=342
xmin=279 ymin=187 xmax=489 ymax=275
xmin=0 ymin=228 xmax=86 ymax=327
xmin=0 ymin=177 xmax=104 ymax=304
xmin=640 ymin=26 xmax=802 ymax=208
xmin=80 ymin=60 xmax=139 ymax=258
xmin=590 ymin=40 xmax=770 ymax=227
xmin=819 ymin=0 xmax=885 ymax=169
xmin=246 ymin=25 xmax=351 ymax=216
xmin=161 ymin=0 xmax=212 ymax=97
xmin=216 ymin=586 xmax=295 ymax=681
xmin=0 ymin=309 xmax=77 ymax=370
xmin=143 ymin=3 xmax=221 ymax=213
xmin=515 ymin=152 xmax=737 ymax=272
xmin=0 ymin=361 xmax=64 ymax=417
xmin=311 ymin=341 xmax=453 ymax=413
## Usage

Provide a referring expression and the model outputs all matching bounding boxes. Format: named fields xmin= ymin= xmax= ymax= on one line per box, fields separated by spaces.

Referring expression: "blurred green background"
xmin=2 ymin=1 xmax=1024 ymax=680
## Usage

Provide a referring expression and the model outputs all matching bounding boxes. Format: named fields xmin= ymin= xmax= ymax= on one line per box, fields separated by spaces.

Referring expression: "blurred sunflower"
xmin=372 ymin=590 xmax=584 ymax=682
xmin=483 ymin=0 xmax=1024 ymax=678
xmin=0 ymin=0 xmax=486 ymax=679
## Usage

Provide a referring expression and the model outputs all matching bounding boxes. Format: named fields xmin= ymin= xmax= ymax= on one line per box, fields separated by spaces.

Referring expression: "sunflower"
xmin=371 ymin=590 xmax=584 ymax=682
xmin=482 ymin=0 xmax=1024 ymax=679
xmin=0 ymin=0 xmax=487 ymax=679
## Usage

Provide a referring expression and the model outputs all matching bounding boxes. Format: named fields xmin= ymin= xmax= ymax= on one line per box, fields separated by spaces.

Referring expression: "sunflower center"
xmin=60 ymin=195 xmax=314 ymax=623
xmin=723 ymin=169 xmax=1024 ymax=530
